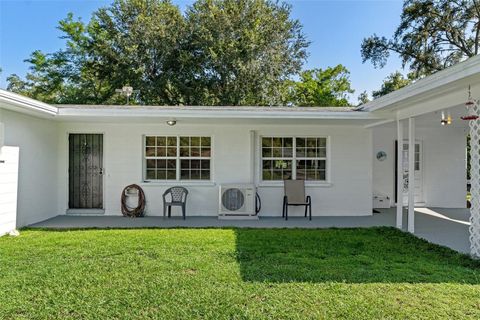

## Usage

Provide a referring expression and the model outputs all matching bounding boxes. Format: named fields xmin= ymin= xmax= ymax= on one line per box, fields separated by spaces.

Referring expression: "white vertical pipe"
xmin=249 ymin=130 xmax=256 ymax=184
xmin=408 ymin=117 xmax=415 ymax=233
xmin=396 ymin=119 xmax=403 ymax=229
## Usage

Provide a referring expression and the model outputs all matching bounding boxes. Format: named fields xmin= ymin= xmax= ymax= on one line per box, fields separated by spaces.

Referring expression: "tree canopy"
xmin=361 ymin=0 xmax=480 ymax=78
xmin=7 ymin=0 xmax=314 ymax=106
xmin=372 ymin=71 xmax=413 ymax=99
xmin=285 ymin=65 xmax=354 ymax=106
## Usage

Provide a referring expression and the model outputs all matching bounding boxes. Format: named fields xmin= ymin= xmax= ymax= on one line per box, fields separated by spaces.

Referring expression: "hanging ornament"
xmin=461 ymin=85 xmax=479 ymax=121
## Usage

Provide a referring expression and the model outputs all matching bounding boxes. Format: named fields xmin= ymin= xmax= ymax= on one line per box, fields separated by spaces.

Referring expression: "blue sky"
xmin=0 ymin=0 xmax=405 ymax=103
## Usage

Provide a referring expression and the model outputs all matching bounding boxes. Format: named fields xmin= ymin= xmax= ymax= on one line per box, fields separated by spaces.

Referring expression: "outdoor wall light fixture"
xmin=166 ymin=120 xmax=177 ymax=126
xmin=440 ymin=111 xmax=452 ymax=126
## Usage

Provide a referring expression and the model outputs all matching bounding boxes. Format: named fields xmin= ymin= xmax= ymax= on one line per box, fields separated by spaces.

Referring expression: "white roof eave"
xmin=56 ymin=107 xmax=383 ymax=120
xmin=0 ymin=89 xmax=58 ymax=117
xmin=360 ymin=55 xmax=480 ymax=113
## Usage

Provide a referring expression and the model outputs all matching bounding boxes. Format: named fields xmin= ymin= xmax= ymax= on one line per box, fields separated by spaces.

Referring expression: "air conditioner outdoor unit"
xmin=219 ymin=184 xmax=257 ymax=219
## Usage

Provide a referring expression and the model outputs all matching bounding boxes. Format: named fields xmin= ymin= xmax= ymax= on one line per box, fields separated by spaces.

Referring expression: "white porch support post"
xmin=407 ymin=117 xmax=415 ymax=233
xmin=396 ymin=119 xmax=403 ymax=229
xmin=469 ymin=105 xmax=480 ymax=258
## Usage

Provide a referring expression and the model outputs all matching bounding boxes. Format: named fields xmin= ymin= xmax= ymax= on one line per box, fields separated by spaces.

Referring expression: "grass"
xmin=0 ymin=227 xmax=479 ymax=319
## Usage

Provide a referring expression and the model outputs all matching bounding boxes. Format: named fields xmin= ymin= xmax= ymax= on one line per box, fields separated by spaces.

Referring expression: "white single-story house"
xmin=1 ymin=55 xmax=480 ymax=257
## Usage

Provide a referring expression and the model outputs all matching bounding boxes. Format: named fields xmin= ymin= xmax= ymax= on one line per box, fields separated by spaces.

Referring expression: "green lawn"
xmin=1 ymin=227 xmax=479 ymax=319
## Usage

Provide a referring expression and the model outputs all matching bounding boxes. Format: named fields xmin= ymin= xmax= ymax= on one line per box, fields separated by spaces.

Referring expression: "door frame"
xmin=394 ymin=139 xmax=424 ymax=205
xmin=65 ymin=131 xmax=106 ymax=212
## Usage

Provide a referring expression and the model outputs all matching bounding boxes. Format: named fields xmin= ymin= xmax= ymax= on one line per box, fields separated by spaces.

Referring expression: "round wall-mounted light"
xmin=376 ymin=151 xmax=387 ymax=161
xmin=166 ymin=120 xmax=177 ymax=126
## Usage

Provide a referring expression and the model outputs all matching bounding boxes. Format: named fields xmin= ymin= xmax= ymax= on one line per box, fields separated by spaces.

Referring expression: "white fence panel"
xmin=0 ymin=146 xmax=19 ymax=236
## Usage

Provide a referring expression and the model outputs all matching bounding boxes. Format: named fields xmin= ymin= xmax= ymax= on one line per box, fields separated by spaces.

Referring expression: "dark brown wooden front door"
xmin=69 ymin=134 xmax=103 ymax=209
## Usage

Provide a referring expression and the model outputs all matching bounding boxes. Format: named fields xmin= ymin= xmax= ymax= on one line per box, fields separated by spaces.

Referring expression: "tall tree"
xmin=8 ymin=0 xmax=186 ymax=105
xmin=372 ymin=71 xmax=413 ymax=99
xmin=184 ymin=0 xmax=309 ymax=105
xmin=285 ymin=65 xmax=354 ymax=106
xmin=7 ymin=0 xmax=309 ymax=106
xmin=361 ymin=0 xmax=480 ymax=78
xmin=357 ymin=90 xmax=370 ymax=105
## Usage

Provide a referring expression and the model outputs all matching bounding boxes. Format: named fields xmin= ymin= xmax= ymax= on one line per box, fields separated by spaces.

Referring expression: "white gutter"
xmin=0 ymin=89 xmax=58 ymax=116
xmin=57 ymin=107 xmax=382 ymax=120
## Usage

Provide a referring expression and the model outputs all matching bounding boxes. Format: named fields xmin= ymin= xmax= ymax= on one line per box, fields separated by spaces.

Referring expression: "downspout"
xmin=250 ymin=130 xmax=261 ymax=215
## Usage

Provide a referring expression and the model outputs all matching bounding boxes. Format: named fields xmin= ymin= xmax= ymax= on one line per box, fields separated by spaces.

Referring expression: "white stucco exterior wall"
xmin=57 ymin=122 xmax=373 ymax=217
xmin=1 ymin=109 xmax=59 ymax=227
xmin=372 ymin=123 xmax=467 ymax=208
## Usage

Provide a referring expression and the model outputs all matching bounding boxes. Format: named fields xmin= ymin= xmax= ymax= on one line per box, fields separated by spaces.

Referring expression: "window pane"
xmin=297 ymin=169 xmax=306 ymax=180
xmin=157 ymin=147 xmax=166 ymax=157
xmin=318 ymin=148 xmax=327 ymax=158
xmin=180 ymin=137 xmax=189 ymax=147
xmin=272 ymin=138 xmax=282 ymax=147
xmin=317 ymin=138 xmax=327 ymax=147
xmin=201 ymin=160 xmax=210 ymax=169
xmin=307 ymin=148 xmax=316 ymax=157
xmin=167 ymin=159 xmax=176 ymax=169
xmin=149 ymin=137 xmax=209 ymax=181
xmin=307 ymin=138 xmax=317 ymax=147
xmin=296 ymin=148 xmax=306 ymax=157
xmin=272 ymin=148 xmax=282 ymax=157
xmin=274 ymin=160 xmax=289 ymax=169
xmin=201 ymin=137 xmax=211 ymax=147
xmin=191 ymin=160 xmax=201 ymax=169
xmin=297 ymin=138 xmax=305 ymax=148
xmin=180 ymin=147 xmax=189 ymax=157
xmin=180 ymin=159 xmax=189 ymax=169
xmin=263 ymin=170 xmax=272 ymax=180
xmin=201 ymin=147 xmax=211 ymax=157
xmin=156 ymin=159 xmax=166 ymax=169
xmin=146 ymin=170 xmax=156 ymax=180
xmin=262 ymin=136 xmax=327 ymax=182
xmin=191 ymin=137 xmax=200 ymax=146
xmin=262 ymin=148 xmax=272 ymax=157
xmin=306 ymin=170 xmax=316 ymax=180
xmin=146 ymin=136 xmax=156 ymax=146
xmin=283 ymin=138 xmax=293 ymax=148
xmin=190 ymin=170 xmax=201 ymax=180
xmin=317 ymin=170 xmax=326 ymax=180
xmin=263 ymin=160 xmax=272 ymax=169
xmin=201 ymin=170 xmax=210 ymax=180
xmin=272 ymin=170 xmax=282 ymax=180
xmin=262 ymin=137 xmax=272 ymax=147
xmin=146 ymin=159 xmax=156 ymax=169
xmin=167 ymin=170 xmax=176 ymax=180
xmin=283 ymin=148 xmax=293 ymax=157
xmin=191 ymin=147 xmax=200 ymax=157
xmin=181 ymin=170 xmax=190 ymax=180
xmin=167 ymin=147 xmax=177 ymax=157
xmin=145 ymin=147 xmax=155 ymax=157
xmin=157 ymin=137 xmax=167 ymax=147
xmin=156 ymin=170 xmax=167 ymax=180
xmin=167 ymin=136 xmax=177 ymax=146
xmin=318 ymin=160 xmax=326 ymax=170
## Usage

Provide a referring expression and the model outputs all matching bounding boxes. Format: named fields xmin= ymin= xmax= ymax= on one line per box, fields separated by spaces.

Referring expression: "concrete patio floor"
xmin=29 ymin=207 xmax=471 ymax=254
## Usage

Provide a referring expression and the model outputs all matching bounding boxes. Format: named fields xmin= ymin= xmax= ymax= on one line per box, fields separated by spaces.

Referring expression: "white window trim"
xmin=142 ymin=135 xmax=213 ymax=183
xmin=257 ymin=135 xmax=332 ymax=187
